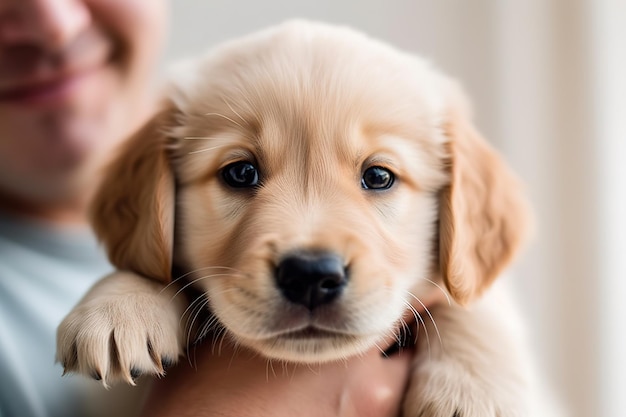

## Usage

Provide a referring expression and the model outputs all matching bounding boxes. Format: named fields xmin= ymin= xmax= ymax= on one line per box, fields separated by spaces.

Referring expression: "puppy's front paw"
xmin=56 ymin=271 xmax=186 ymax=386
xmin=402 ymin=359 xmax=528 ymax=417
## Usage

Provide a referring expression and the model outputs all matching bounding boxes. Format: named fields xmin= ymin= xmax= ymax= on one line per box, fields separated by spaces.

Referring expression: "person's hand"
xmin=141 ymin=338 xmax=413 ymax=417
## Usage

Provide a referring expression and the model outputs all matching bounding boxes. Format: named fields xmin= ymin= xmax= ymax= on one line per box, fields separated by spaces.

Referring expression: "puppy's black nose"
xmin=275 ymin=252 xmax=348 ymax=310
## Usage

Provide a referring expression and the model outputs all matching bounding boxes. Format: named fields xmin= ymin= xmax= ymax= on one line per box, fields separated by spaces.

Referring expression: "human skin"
xmin=0 ymin=0 xmax=167 ymax=222
xmin=141 ymin=305 xmax=437 ymax=417
xmin=0 ymin=1 xmax=415 ymax=415
xmin=142 ymin=339 xmax=414 ymax=417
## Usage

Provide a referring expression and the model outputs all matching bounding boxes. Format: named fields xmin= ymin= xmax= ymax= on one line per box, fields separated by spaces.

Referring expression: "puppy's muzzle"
xmin=275 ymin=251 xmax=348 ymax=310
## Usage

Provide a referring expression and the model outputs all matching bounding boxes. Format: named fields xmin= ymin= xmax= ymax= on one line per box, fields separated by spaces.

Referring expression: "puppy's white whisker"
xmin=198 ymin=312 xmax=220 ymax=331
xmin=217 ymin=326 xmax=229 ymax=355
xmin=200 ymin=316 xmax=221 ymax=351
xmin=188 ymin=144 xmax=230 ymax=155
xmin=305 ymin=362 xmax=322 ymax=376
xmin=402 ymin=297 xmax=430 ymax=358
xmin=195 ymin=303 xmax=238 ymax=347
xmin=185 ymin=297 xmax=211 ymax=364
xmin=188 ymin=290 xmax=237 ymax=348
xmin=180 ymin=293 xmax=207 ymax=326
xmin=397 ymin=317 xmax=411 ymax=346
xmin=220 ymin=95 xmax=247 ymax=125
xmin=265 ymin=359 xmax=270 ymax=381
xmin=184 ymin=294 xmax=225 ymax=346
xmin=169 ymin=272 xmax=245 ymax=302
xmin=182 ymin=136 xmax=235 ymax=143
xmin=217 ymin=327 xmax=228 ymax=356
xmin=196 ymin=314 xmax=221 ymax=343
xmin=401 ymin=300 xmax=421 ymax=345
xmin=201 ymin=319 xmax=219 ymax=339
xmin=404 ymin=290 xmax=443 ymax=352
xmin=281 ymin=361 xmax=291 ymax=378
xmin=161 ymin=265 xmax=244 ymax=294
xmin=372 ymin=341 xmax=387 ymax=357
xmin=185 ymin=297 xmax=210 ymax=339
xmin=228 ymin=340 xmax=241 ymax=370
xmin=381 ymin=327 xmax=402 ymax=352
xmin=204 ymin=112 xmax=246 ymax=130
xmin=418 ymin=277 xmax=452 ymax=306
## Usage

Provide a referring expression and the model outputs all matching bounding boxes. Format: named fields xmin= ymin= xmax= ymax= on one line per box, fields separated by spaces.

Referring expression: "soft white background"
xmin=164 ymin=2 xmax=626 ymax=416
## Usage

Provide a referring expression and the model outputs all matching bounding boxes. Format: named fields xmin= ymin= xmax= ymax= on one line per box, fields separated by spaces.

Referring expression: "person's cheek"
xmin=83 ymin=0 xmax=167 ymax=144
xmin=86 ymin=0 xmax=167 ymax=82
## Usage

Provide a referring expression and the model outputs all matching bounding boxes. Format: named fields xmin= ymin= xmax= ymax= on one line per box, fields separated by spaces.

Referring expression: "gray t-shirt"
xmin=0 ymin=213 xmax=144 ymax=417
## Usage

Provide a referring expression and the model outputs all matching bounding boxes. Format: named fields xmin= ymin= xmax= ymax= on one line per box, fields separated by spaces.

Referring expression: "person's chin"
xmin=12 ymin=65 xmax=125 ymax=159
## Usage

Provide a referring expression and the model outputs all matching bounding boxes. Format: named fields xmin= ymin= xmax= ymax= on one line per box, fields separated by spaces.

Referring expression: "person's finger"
xmin=342 ymin=346 xmax=413 ymax=417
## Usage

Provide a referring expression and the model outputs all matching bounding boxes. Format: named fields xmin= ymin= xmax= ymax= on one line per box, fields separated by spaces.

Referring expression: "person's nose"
xmin=0 ymin=0 xmax=91 ymax=49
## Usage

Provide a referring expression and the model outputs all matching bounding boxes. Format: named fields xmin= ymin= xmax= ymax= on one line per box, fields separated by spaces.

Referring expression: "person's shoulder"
xmin=0 ymin=210 xmax=113 ymax=329
xmin=0 ymin=212 xmax=137 ymax=417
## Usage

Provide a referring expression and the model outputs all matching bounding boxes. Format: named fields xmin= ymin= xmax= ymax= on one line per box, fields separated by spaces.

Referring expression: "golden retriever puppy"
xmin=58 ymin=20 xmax=541 ymax=416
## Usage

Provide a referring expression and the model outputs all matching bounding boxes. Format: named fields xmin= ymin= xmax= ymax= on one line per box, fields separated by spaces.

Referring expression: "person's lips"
xmin=0 ymin=27 xmax=114 ymax=107
xmin=0 ymin=70 xmax=96 ymax=106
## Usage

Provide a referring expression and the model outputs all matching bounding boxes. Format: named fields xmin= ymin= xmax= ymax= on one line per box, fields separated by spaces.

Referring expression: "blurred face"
xmin=0 ymin=0 xmax=167 ymax=206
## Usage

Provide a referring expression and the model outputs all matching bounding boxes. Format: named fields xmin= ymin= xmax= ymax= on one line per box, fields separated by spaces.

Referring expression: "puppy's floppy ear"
xmin=90 ymin=102 xmax=177 ymax=283
xmin=438 ymin=88 xmax=530 ymax=305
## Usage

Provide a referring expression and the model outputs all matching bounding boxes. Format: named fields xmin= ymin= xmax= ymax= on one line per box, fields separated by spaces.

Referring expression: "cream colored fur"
xmin=57 ymin=21 xmax=550 ymax=416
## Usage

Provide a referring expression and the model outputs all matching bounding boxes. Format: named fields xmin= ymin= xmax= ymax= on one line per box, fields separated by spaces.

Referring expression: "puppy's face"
xmin=180 ymin=127 xmax=442 ymax=361
xmin=91 ymin=21 xmax=529 ymax=363
xmin=177 ymin=83 xmax=446 ymax=361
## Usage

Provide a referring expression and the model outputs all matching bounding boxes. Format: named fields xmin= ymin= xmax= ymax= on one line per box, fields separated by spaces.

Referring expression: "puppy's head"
xmin=91 ymin=21 xmax=529 ymax=362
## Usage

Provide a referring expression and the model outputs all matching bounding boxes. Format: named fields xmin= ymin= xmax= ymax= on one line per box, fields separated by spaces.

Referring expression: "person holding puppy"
xmin=0 ymin=1 xmax=411 ymax=416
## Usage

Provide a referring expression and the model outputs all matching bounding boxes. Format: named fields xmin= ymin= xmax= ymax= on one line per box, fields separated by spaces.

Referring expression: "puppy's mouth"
xmin=204 ymin=252 xmax=404 ymax=362
xmin=275 ymin=325 xmax=349 ymax=340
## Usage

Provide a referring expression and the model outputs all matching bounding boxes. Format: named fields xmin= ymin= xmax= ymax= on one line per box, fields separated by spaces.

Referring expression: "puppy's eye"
xmin=222 ymin=161 xmax=259 ymax=188
xmin=361 ymin=166 xmax=394 ymax=190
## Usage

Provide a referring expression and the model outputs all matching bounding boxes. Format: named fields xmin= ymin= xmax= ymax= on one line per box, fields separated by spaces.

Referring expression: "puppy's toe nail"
xmin=161 ymin=357 xmax=174 ymax=370
xmin=91 ymin=370 xmax=102 ymax=381
xmin=130 ymin=367 xmax=142 ymax=381
xmin=452 ymin=410 xmax=462 ymax=417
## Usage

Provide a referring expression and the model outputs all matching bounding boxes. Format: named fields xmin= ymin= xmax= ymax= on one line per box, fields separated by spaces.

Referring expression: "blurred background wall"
xmin=164 ymin=2 xmax=626 ymax=416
